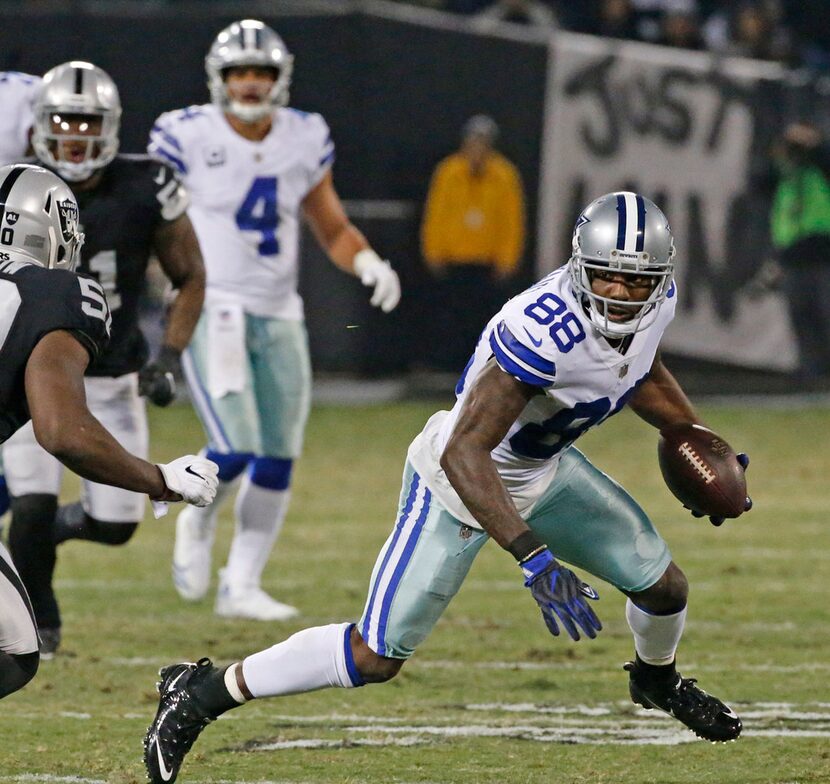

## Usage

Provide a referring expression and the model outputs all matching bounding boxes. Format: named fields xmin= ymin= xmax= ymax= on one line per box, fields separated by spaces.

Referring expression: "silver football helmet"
xmin=32 ymin=61 xmax=121 ymax=183
xmin=568 ymin=191 xmax=676 ymax=337
xmin=0 ymin=164 xmax=84 ymax=270
xmin=205 ymin=19 xmax=294 ymax=122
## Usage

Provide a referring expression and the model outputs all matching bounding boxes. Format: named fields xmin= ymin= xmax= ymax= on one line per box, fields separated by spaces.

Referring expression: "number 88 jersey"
xmin=148 ymin=103 xmax=335 ymax=320
xmin=407 ymin=267 xmax=677 ymax=529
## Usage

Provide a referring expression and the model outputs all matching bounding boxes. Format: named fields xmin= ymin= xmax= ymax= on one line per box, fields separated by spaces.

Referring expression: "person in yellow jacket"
xmin=421 ymin=115 xmax=526 ymax=371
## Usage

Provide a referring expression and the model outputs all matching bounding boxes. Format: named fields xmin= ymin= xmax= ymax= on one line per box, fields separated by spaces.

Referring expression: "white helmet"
xmin=0 ymin=164 xmax=84 ymax=271
xmin=568 ymin=191 xmax=676 ymax=337
xmin=205 ymin=19 xmax=294 ymax=123
xmin=32 ymin=61 xmax=121 ymax=183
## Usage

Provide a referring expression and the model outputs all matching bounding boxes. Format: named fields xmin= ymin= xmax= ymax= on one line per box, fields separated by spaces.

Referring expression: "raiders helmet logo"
xmin=57 ymin=199 xmax=79 ymax=242
xmin=4 ymin=211 xmax=19 ymax=225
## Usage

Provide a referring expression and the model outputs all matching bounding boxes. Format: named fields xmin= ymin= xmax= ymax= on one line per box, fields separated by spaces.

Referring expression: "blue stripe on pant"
xmin=358 ymin=464 xmax=488 ymax=660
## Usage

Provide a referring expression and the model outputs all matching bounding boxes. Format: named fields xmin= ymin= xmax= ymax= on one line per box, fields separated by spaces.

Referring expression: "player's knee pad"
xmin=206 ymin=450 xmax=254 ymax=483
xmin=250 ymin=456 xmax=293 ymax=491
xmin=8 ymin=494 xmax=58 ymax=546
xmin=0 ymin=650 xmax=39 ymax=699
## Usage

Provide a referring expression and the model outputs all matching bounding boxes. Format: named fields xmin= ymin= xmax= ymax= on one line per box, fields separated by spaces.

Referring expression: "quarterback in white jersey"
xmin=150 ymin=102 xmax=331 ymax=321
xmin=0 ymin=71 xmax=40 ymax=165
xmin=148 ymin=19 xmax=401 ymax=622
xmin=143 ymin=192 xmax=754 ymax=784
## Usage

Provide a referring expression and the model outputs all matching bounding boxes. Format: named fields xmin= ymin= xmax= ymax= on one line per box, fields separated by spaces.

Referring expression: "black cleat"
xmin=143 ymin=658 xmax=216 ymax=783
xmin=38 ymin=627 xmax=61 ymax=660
xmin=624 ymin=661 xmax=742 ymax=742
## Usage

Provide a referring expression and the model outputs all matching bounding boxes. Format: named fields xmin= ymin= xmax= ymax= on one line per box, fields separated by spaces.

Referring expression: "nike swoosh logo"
xmin=155 ymin=738 xmax=174 ymax=781
xmin=723 ymin=707 xmax=739 ymax=719
xmin=522 ymin=328 xmax=543 ymax=348
xmin=185 ymin=465 xmax=205 ymax=481
xmin=165 ymin=668 xmax=188 ymax=694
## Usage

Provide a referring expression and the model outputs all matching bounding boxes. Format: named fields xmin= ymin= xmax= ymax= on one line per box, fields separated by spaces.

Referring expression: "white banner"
xmin=538 ymin=33 xmax=796 ymax=371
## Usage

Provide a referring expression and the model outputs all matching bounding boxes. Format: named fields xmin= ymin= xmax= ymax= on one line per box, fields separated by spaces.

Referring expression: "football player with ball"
xmin=145 ymin=191 xmax=751 ymax=783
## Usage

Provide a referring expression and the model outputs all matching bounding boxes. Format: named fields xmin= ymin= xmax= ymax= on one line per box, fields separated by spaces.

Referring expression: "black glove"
xmin=689 ymin=452 xmax=752 ymax=527
xmin=138 ymin=346 xmax=181 ymax=407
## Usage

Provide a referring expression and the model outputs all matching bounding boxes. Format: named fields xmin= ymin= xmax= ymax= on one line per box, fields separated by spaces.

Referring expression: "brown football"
xmin=657 ymin=423 xmax=747 ymax=518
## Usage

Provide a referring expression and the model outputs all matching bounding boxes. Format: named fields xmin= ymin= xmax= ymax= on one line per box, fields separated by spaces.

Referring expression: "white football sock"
xmin=223 ymin=663 xmax=248 ymax=704
xmin=625 ymin=599 xmax=687 ymax=666
xmin=223 ymin=476 xmax=289 ymax=590
xmin=241 ymin=623 xmax=363 ymax=698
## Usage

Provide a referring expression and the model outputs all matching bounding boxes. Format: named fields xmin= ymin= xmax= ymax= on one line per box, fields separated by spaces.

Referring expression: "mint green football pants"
xmin=182 ymin=311 xmax=311 ymax=458
xmin=359 ymin=446 xmax=671 ymax=659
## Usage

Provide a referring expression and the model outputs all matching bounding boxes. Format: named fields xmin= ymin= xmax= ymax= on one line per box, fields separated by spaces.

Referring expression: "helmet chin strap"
xmin=228 ymin=100 xmax=273 ymax=123
xmin=54 ymin=160 xmax=97 ymax=182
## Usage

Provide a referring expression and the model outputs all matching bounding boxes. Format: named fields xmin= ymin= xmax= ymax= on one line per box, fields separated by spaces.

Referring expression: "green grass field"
xmin=2 ymin=398 xmax=829 ymax=784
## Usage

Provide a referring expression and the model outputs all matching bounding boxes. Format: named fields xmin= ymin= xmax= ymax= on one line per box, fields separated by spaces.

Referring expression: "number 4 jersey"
xmin=0 ymin=257 xmax=111 ymax=444
xmin=148 ymin=104 xmax=335 ymax=320
xmin=408 ymin=267 xmax=677 ymax=528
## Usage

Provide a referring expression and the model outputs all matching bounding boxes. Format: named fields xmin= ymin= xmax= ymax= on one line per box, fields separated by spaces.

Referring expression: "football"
xmin=657 ymin=423 xmax=747 ymax=518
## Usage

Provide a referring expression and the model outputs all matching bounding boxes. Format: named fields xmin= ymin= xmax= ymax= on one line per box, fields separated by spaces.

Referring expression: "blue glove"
xmin=521 ymin=548 xmax=602 ymax=641
xmin=690 ymin=452 xmax=752 ymax=527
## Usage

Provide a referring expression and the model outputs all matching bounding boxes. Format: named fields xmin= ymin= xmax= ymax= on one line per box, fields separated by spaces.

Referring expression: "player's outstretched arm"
xmin=303 ymin=171 xmax=400 ymax=312
xmin=628 ymin=353 xmax=701 ymax=430
xmin=25 ymin=331 xmax=216 ymax=506
xmin=440 ymin=360 xmax=601 ymax=641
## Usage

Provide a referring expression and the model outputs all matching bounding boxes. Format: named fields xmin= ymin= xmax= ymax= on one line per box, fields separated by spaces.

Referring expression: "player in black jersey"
xmin=3 ymin=61 xmax=207 ymax=656
xmin=0 ymin=163 xmax=218 ymax=700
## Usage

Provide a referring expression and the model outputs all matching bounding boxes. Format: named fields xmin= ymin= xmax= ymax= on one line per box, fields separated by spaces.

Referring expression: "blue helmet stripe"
xmin=616 ymin=193 xmax=627 ymax=250
xmin=635 ymin=194 xmax=646 ymax=252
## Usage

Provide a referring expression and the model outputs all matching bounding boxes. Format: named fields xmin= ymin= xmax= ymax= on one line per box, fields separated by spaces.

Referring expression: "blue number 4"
xmin=236 ymin=176 xmax=279 ymax=256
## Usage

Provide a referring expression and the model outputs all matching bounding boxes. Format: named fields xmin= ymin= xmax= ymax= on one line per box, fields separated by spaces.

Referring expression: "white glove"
xmin=156 ymin=455 xmax=219 ymax=507
xmin=354 ymin=249 xmax=401 ymax=313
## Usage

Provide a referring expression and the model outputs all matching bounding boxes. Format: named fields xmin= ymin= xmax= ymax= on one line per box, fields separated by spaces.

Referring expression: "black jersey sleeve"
xmin=18 ymin=267 xmax=111 ymax=363
xmin=119 ymin=155 xmax=189 ymax=226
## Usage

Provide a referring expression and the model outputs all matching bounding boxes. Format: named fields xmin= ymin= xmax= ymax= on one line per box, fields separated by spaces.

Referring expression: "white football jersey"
xmin=0 ymin=72 xmax=40 ymax=165
xmin=408 ymin=267 xmax=678 ymax=528
xmin=148 ymin=104 xmax=335 ymax=319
